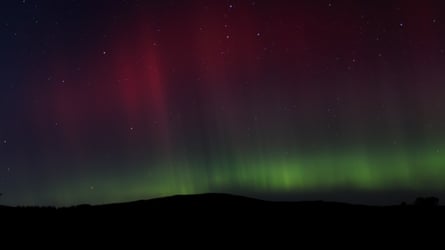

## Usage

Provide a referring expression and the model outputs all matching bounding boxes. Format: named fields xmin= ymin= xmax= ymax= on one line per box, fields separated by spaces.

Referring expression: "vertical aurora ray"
xmin=30 ymin=145 xmax=445 ymax=206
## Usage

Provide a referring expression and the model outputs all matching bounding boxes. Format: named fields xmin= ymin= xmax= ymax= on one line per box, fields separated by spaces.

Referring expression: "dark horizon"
xmin=0 ymin=192 xmax=442 ymax=208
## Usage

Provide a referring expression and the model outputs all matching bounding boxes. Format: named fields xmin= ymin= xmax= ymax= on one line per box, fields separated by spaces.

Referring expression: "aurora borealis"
xmin=1 ymin=0 xmax=445 ymax=206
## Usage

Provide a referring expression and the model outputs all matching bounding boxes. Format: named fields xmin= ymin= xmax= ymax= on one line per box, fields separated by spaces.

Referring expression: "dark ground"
xmin=1 ymin=193 xmax=443 ymax=216
xmin=1 ymin=194 xmax=443 ymax=241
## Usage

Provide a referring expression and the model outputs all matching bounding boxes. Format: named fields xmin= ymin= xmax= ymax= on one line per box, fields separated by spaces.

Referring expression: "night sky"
xmin=1 ymin=0 xmax=445 ymax=206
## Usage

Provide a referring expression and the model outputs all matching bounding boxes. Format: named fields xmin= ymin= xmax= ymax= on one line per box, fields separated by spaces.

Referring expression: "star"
xmin=256 ymin=32 xmax=261 ymax=37
xmin=2 ymin=140 xmax=6 ymax=144
xmin=399 ymin=23 xmax=404 ymax=28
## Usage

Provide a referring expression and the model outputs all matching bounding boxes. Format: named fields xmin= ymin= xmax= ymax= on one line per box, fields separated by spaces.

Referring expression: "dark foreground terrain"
xmin=1 ymin=193 xmax=443 ymax=216
xmin=1 ymin=194 xmax=444 ymax=238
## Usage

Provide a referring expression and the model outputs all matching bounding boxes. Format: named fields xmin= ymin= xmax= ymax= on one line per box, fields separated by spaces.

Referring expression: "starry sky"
xmin=1 ymin=0 xmax=445 ymax=206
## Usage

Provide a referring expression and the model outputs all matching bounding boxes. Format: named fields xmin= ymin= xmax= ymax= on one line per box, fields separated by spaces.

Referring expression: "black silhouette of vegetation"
xmin=414 ymin=197 xmax=439 ymax=207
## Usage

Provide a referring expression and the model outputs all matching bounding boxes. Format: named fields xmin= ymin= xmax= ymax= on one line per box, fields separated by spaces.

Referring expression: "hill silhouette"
xmin=0 ymin=193 xmax=442 ymax=211
xmin=1 ymin=193 xmax=442 ymax=211
xmin=2 ymin=193 xmax=445 ymax=232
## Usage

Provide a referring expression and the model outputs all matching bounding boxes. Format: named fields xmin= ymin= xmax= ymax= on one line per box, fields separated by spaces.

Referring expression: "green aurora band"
xmin=15 ymin=144 xmax=444 ymax=206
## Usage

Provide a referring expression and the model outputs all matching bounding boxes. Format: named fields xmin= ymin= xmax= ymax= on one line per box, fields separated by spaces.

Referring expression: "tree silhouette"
xmin=414 ymin=197 xmax=439 ymax=207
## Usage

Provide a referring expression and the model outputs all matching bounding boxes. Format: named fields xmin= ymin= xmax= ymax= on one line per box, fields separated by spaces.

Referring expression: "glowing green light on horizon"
xmin=29 ymin=145 xmax=445 ymax=206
